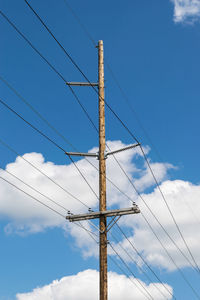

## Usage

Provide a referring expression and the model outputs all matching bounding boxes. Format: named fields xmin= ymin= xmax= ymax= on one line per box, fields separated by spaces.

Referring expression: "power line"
xmin=0 ymin=10 xmax=98 ymax=133
xmin=108 ymin=254 xmax=171 ymax=300
xmin=62 ymin=0 xmax=96 ymax=47
xmin=107 ymin=143 xmax=200 ymax=275
xmin=0 ymin=10 xmax=140 ymax=212
xmin=19 ymin=4 xmax=198 ymax=277
xmin=115 ymin=223 xmax=176 ymax=299
xmin=105 ymin=138 xmax=200 ymax=280
xmin=22 ymin=1 xmax=139 ymax=144
xmin=5 ymin=143 xmax=194 ymax=299
xmin=2 ymin=9 xmax=194 ymax=276
xmin=0 ymin=175 xmax=65 ymax=218
xmin=108 ymin=230 xmax=173 ymax=300
xmin=1 ymin=5 xmax=139 ymax=183
xmin=67 ymin=154 xmax=99 ymax=200
xmin=0 ymin=74 xmax=141 ymax=220
xmin=102 ymin=144 xmax=200 ymax=296
xmin=23 ymin=1 xmax=200 ymax=274
xmin=0 ymin=74 xmax=136 ymax=207
xmin=24 ymin=0 xmax=93 ymax=87
xmin=0 ymin=96 xmax=99 ymax=205
xmin=0 ymin=168 xmax=99 ymax=241
xmin=1 ymin=92 xmax=182 ymax=290
xmin=61 ymin=0 xmax=161 ymax=156
xmin=0 ymin=166 xmax=71 ymax=214
xmin=0 ymin=74 xmax=75 ymax=150
xmin=0 ymin=137 xmax=90 ymax=209
xmin=2 ymin=5 xmax=198 ymax=297
xmin=105 ymin=148 xmax=200 ymax=296
xmin=0 ymin=10 xmax=197 ymax=279
xmin=0 ymin=97 xmax=66 ymax=152
xmin=109 ymin=242 xmax=154 ymax=300
xmin=108 ymin=255 xmax=143 ymax=296
xmin=139 ymin=145 xmax=200 ymax=274
xmin=0 ymin=137 xmax=101 ymax=236
xmin=34 ymin=0 xmax=200 ymax=291
xmin=2 ymin=6 xmax=198 ymax=286
xmin=0 ymin=75 xmax=140 ymax=219
xmin=140 ymin=212 xmax=200 ymax=300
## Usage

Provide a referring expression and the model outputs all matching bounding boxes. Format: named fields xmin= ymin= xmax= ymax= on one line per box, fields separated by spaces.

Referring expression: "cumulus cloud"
xmin=0 ymin=140 xmax=170 ymax=235
xmin=16 ymin=269 xmax=173 ymax=300
xmin=2 ymin=140 xmax=200 ymax=272
xmin=113 ymin=179 xmax=200 ymax=271
xmin=171 ymin=0 xmax=200 ymax=23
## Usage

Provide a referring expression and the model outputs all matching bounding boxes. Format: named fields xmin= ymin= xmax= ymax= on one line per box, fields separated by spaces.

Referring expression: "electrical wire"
xmin=22 ymin=2 xmax=200 ymax=275
xmin=0 ymin=74 xmax=137 ymax=207
xmin=107 ymin=143 xmax=200 ymax=276
xmin=140 ymin=145 xmax=200 ymax=274
xmin=0 ymin=137 xmax=90 ymax=209
xmin=108 ymin=230 xmax=173 ymax=300
xmin=23 ymin=1 xmax=139 ymax=144
xmin=2 ymin=6 xmax=198 ymax=283
xmin=0 ymin=97 xmax=66 ymax=152
xmin=140 ymin=212 xmax=200 ymax=300
xmin=0 ymin=73 xmax=140 ymax=208
xmin=114 ymin=223 xmax=176 ymax=299
xmin=62 ymin=0 xmax=96 ymax=47
xmin=0 ymin=96 xmax=99 ymax=206
xmin=0 ymin=10 xmax=139 ymax=211
xmin=105 ymin=150 xmax=200 ymax=297
xmin=109 ymin=242 xmax=154 ymax=300
xmin=61 ymin=0 xmax=162 ymax=159
xmin=101 ymin=143 xmax=200 ymax=297
xmin=0 ymin=10 xmax=98 ymax=133
xmin=33 ymin=0 xmax=200 ymax=290
xmin=1 ymin=8 xmax=198 ymax=281
xmin=1 ymin=166 xmax=98 ymax=238
xmin=0 ymin=74 xmax=140 ymax=220
xmin=0 ymin=175 xmax=65 ymax=218
xmin=5 ymin=57 xmax=197 ymax=248
xmin=0 ymin=168 xmax=98 ymax=240
xmin=2 ymin=8 xmax=194 ymax=275
xmin=21 ymin=3 xmax=199 ymax=277
xmin=67 ymin=154 xmax=99 ymax=200
xmin=2 ymin=5 xmax=199 ymax=297
xmin=0 ymin=91 xmax=157 ymax=299
xmin=108 ymin=255 xmax=145 ymax=296
xmin=0 ymin=74 xmax=75 ymax=150
xmin=0 ymin=166 xmax=71 ymax=214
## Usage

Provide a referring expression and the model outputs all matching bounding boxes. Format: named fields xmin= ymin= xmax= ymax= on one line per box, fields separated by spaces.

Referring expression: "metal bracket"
xmin=65 ymin=143 xmax=140 ymax=160
xmin=106 ymin=215 xmax=121 ymax=233
xmin=65 ymin=151 xmax=99 ymax=158
xmin=66 ymin=82 xmax=98 ymax=87
xmin=105 ymin=143 xmax=140 ymax=159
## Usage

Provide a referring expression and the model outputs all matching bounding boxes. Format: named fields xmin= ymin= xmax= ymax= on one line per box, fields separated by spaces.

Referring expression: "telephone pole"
xmin=66 ymin=40 xmax=140 ymax=300
xmin=98 ymin=40 xmax=107 ymax=300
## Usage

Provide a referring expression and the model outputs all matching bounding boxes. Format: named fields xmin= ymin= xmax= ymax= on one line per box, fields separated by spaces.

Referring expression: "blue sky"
xmin=1 ymin=0 xmax=200 ymax=299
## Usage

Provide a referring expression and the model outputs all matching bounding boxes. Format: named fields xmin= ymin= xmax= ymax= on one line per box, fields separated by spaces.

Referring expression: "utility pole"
xmin=65 ymin=40 xmax=140 ymax=300
xmin=98 ymin=40 xmax=107 ymax=300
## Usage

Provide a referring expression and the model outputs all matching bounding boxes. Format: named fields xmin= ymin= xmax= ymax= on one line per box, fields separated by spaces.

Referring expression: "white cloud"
xmin=171 ymin=0 xmax=200 ymax=23
xmin=113 ymin=179 xmax=200 ymax=271
xmin=2 ymin=140 xmax=200 ymax=272
xmin=0 ymin=140 xmax=169 ymax=235
xmin=16 ymin=269 xmax=173 ymax=300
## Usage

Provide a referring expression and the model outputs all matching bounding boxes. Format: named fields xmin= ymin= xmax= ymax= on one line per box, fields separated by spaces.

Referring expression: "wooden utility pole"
xmin=98 ymin=40 xmax=107 ymax=300
xmin=66 ymin=40 xmax=140 ymax=300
